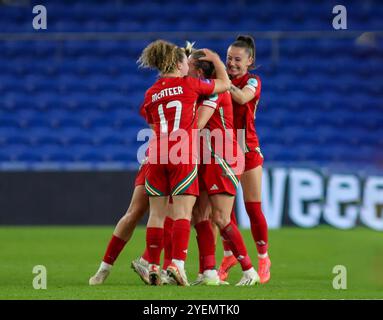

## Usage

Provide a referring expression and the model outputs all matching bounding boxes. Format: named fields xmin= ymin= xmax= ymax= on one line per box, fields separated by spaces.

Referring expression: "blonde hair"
xmin=138 ymin=40 xmax=186 ymax=74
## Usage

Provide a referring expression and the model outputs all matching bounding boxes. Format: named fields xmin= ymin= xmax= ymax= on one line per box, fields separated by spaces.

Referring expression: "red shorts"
xmin=244 ymin=148 xmax=264 ymax=172
xmin=134 ymin=163 xmax=148 ymax=187
xmin=145 ymin=163 xmax=198 ymax=197
xmin=199 ymin=158 xmax=240 ymax=196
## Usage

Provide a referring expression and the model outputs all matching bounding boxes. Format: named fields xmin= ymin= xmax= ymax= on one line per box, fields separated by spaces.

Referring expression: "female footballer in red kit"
xmin=187 ymin=47 xmax=260 ymax=286
xmin=218 ymin=35 xmax=271 ymax=284
xmin=138 ymin=40 xmax=230 ymax=285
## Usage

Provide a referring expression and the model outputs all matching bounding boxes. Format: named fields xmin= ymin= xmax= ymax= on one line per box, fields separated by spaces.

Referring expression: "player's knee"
xmin=212 ymin=210 xmax=230 ymax=229
xmin=118 ymin=215 xmax=133 ymax=230
xmin=122 ymin=208 xmax=144 ymax=225
xmin=192 ymin=213 xmax=201 ymax=224
xmin=192 ymin=209 xmax=209 ymax=224
xmin=193 ymin=215 xmax=208 ymax=225
xmin=242 ymin=186 xmax=261 ymax=202
xmin=174 ymin=211 xmax=191 ymax=220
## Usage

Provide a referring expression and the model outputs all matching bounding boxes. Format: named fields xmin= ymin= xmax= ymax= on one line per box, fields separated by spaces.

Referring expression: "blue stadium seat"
xmin=0 ymin=0 xmax=381 ymax=169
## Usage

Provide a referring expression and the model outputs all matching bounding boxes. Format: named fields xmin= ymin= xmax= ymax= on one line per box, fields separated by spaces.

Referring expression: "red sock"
xmin=222 ymin=208 xmax=238 ymax=252
xmin=103 ymin=235 xmax=127 ymax=265
xmin=195 ymin=220 xmax=216 ymax=273
xmin=163 ymin=216 xmax=174 ymax=270
xmin=146 ymin=227 xmax=164 ymax=265
xmin=198 ymin=254 xmax=204 ymax=274
xmin=245 ymin=202 xmax=268 ymax=255
xmin=220 ymin=221 xmax=252 ymax=271
xmin=172 ymin=219 xmax=191 ymax=261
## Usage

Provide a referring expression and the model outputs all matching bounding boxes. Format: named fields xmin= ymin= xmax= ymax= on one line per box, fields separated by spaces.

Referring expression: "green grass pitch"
xmin=0 ymin=226 xmax=382 ymax=300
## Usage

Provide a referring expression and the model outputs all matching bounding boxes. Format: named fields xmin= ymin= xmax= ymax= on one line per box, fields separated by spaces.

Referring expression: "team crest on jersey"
xmin=202 ymin=79 xmax=211 ymax=84
xmin=248 ymin=78 xmax=258 ymax=88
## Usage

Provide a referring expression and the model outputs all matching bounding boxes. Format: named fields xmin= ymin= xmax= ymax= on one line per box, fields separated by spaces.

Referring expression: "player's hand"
xmin=198 ymin=49 xmax=219 ymax=62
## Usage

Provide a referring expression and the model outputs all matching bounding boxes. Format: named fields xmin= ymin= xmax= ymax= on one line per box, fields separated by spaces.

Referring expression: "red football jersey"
xmin=200 ymin=91 xmax=234 ymax=132
xmin=198 ymin=91 xmax=244 ymax=174
xmin=231 ymin=73 xmax=262 ymax=153
xmin=139 ymin=102 xmax=150 ymax=123
xmin=198 ymin=91 xmax=236 ymax=158
xmin=143 ymin=76 xmax=215 ymax=163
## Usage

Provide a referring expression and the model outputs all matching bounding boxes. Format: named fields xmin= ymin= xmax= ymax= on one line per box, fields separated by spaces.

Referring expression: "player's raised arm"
xmin=198 ymin=49 xmax=231 ymax=93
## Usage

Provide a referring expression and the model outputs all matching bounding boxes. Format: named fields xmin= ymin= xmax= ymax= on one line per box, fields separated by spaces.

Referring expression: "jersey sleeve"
xmin=146 ymin=108 xmax=154 ymax=125
xmin=244 ymin=76 xmax=261 ymax=98
xmin=201 ymin=93 xmax=221 ymax=110
xmin=188 ymin=77 xmax=215 ymax=96
xmin=139 ymin=103 xmax=147 ymax=120
xmin=141 ymin=95 xmax=154 ymax=125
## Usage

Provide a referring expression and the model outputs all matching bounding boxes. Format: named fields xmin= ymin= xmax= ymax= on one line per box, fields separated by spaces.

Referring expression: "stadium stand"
xmin=0 ymin=0 xmax=382 ymax=172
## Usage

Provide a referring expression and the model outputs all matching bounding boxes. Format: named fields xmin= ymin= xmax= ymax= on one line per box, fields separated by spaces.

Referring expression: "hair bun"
xmin=236 ymin=35 xmax=254 ymax=46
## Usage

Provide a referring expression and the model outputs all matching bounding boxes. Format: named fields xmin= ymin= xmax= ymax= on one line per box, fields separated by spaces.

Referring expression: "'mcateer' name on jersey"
xmin=152 ymin=86 xmax=184 ymax=102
